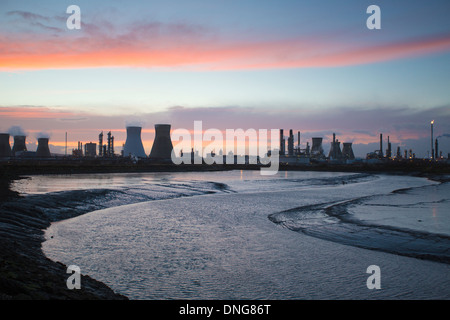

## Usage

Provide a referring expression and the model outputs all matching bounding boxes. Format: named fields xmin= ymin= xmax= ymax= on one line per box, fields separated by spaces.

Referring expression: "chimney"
xmin=379 ymin=133 xmax=383 ymax=158
xmin=435 ymin=138 xmax=439 ymax=160
xmin=288 ymin=129 xmax=294 ymax=156
xmin=279 ymin=129 xmax=285 ymax=155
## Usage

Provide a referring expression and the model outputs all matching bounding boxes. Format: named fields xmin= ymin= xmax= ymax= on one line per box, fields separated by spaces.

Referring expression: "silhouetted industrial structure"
xmin=123 ymin=126 xmax=147 ymax=158
xmin=149 ymin=124 xmax=173 ymax=160
xmin=288 ymin=129 xmax=294 ymax=156
xmin=1 ymin=121 xmax=448 ymax=166
xmin=279 ymin=129 xmax=285 ymax=156
xmin=328 ymin=133 xmax=343 ymax=160
xmin=342 ymin=142 xmax=355 ymax=160
xmin=98 ymin=131 xmax=103 ymax=157
xmin=311 ymin=137 xmax=324 ymax=158
xmin=36 ymin=138 xmax=51 ymax=158
xmin=12 ymin=135 xmax=27 ymax=156
xmin=84 ymin=142 xmax=97 ymax=157
xmin=0 ymin=133 xmax=11 ymax=158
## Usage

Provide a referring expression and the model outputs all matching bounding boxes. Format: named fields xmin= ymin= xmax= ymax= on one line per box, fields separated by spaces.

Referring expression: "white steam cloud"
xmin=35 ymin=131 xmax=52 ymax=139
xmin=8 ymin=125 xmax=27 ymax=137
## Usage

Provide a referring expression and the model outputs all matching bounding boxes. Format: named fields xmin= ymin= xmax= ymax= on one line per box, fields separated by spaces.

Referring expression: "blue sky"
xmin=1 ymin=0 xmax=450 ymax=157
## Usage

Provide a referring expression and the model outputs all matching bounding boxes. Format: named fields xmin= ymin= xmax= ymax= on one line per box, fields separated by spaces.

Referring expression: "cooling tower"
xmin=123 ymin=126 xmax=147 ymax=158
xmin=328 ymin=133 xmax=343 ymax=159
xmin=342 ymin=143 xmax=355 ymax=160
xmin=0 ymin=133 xmax=12 ymax=157
xmin=311 ymin=137 xmax=324 ymax=157
xmin=12 ymin=135 xmax=27 ymax=156
xmin=149 ymin=124 xmax=173 ymax=160
xmin=36 ymin=138 xmax=51 ymax=158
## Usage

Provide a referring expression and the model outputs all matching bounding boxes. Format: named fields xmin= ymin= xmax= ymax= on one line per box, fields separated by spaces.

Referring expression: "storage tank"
xmin=123 ymin=126 xmax=147 ymax=158
xmin=36 ymin=138 xmax=51 ymax=158
xmin=0 ymin=133 xmax=12 ymax=157
xmin=149 ymin=124 xmax=173 ymax=160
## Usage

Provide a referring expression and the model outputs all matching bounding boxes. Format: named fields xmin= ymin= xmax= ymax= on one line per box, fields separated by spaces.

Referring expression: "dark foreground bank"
xmin=0 ymin=170 xmax=127 ymax=300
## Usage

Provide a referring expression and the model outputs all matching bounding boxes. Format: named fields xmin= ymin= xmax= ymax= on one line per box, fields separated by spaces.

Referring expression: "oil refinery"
xmin=0 ymin=122 xmax=449 ymax=172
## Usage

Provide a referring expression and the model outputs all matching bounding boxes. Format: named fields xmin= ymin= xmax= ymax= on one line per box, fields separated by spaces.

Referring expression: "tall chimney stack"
xmin=379 ymin=133 xmax=383 ymax=158
xmin=431 ymin=120 xmax=434 ymax=160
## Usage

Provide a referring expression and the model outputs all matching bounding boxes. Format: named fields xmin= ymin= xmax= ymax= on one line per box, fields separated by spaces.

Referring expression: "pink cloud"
xmin=1 ymin=18 xmax=450 ymax=71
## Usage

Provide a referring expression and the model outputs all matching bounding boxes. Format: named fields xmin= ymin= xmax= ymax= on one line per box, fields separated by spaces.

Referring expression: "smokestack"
xmin=36 ymin=138 xmax=51 ymax=158
xmin=99 ymin=131 xmax=103 ymax=157
xmin=123 ymin=126 xmax=147 ymax=158
xmin=298 ymin=132 xmax=300 ymax=148
xmin=0 ymin=133 xmax=12 ymax=157
xmin=279 ymin=129 xmax=285 ymax=156
xmin=12 ymin=135 xmax=27 ymax=156
xmin=149 ymin=124 xmax=173 ymax=160
xmin=431 ymin=120 xmax=434 ymax=160
xmin=435 ymin=138 xmax=439 ymax=159
xmin=288 ymin=129 xmax=294 ymax=156
xmin=386 ymin=136 xmax=392 ymax=158
xmin=107 ymin=131 xmax=112 ymax=157
xmin=379 ymin=133 xmax=383 ymax=158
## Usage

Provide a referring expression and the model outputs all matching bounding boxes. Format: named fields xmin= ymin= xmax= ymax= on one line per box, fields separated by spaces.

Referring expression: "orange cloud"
xmin=1 ymin=29 xmax=450 ymax=70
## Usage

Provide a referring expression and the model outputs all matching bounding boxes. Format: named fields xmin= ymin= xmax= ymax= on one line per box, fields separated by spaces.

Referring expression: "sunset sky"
xmin=1 ymin=0 xmax=450 ymax=157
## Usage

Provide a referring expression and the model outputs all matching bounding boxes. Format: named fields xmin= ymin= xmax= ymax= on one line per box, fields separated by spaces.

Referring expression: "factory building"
xmin=84 ymin=142 xmax=97 ymax=157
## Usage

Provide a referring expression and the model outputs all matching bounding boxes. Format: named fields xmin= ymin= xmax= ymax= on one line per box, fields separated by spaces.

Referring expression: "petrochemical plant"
xmin=0 ymin=123 xmax=449 ymax=169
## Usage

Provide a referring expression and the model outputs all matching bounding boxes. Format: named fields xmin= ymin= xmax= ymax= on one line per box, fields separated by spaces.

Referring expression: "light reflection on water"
xmin=38 ymin=171 xmax=450 ymax=299
xmin=11 ymin=170 xmax=353 ymax=195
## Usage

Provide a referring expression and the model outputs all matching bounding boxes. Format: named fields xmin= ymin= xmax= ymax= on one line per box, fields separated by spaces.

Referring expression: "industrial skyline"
xmin=1 ymin=122 xmax=448 ymax=164
xmin=1 ymin=1 xmax=450 ymax=158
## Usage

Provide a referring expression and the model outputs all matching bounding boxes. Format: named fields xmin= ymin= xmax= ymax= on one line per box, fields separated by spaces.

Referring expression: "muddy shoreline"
xmin=0 ymin=170 xmax=127 ymax=299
